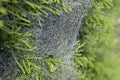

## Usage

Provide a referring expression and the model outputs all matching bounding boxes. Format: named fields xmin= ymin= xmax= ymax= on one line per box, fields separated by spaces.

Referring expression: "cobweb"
xmin=0 ymin=0 xmax=90 ymax=80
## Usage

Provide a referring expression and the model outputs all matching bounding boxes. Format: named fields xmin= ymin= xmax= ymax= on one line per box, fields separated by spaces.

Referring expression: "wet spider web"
xmin=0 ymin=0 xmax=90 ymax=80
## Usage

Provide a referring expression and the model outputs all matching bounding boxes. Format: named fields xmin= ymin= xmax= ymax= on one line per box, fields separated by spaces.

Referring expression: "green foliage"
xmin=0 ymin=0 xmax=72 ymax=79
xmin=74 ymin=0 xmax=116 ymax=80
xmin=0 ymin=0 xmax=71 ymax=51
xmin=13 ymin=54 xmax=63 ymax=80
xmin=1 ymin=0 xmax=119 ymax=80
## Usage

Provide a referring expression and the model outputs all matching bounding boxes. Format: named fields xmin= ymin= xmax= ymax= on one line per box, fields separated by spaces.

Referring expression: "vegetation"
xmin=0 ymin=0 xmax=71 ymax=79
xmin=74 ymin=0 xmax=120 ymax=80
xmin=0 ymin=0 xmax=120 ymax=80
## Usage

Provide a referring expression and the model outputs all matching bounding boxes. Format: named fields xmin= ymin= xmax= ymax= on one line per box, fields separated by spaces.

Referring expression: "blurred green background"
xmin=98 ymin=0 xmax=120 ymax=79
